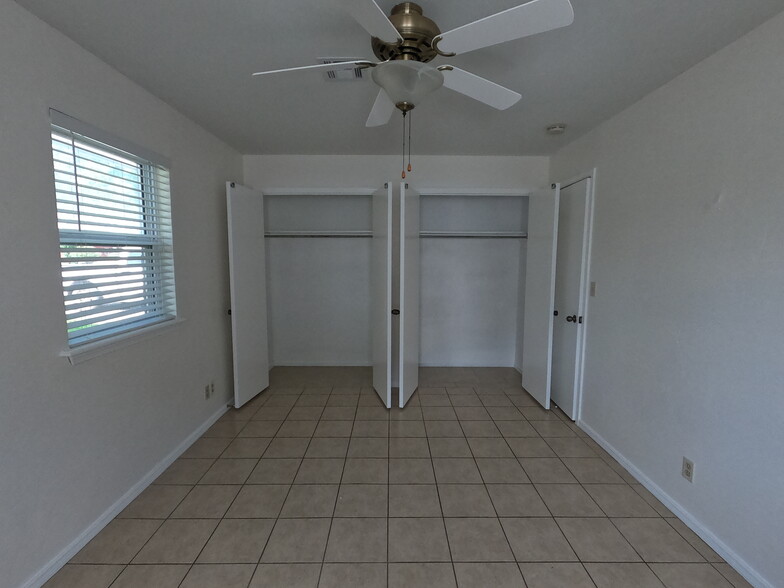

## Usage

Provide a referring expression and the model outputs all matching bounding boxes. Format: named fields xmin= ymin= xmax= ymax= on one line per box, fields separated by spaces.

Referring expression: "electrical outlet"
xmin=590 ymin=281 xmax=597 ymax=297
xmin=682 ymin=457 xmax=694 ymax=482
xmin=210 ymin=381 xmax=215 ymax=397
xmin=204 ymin=384 xmax=211 ymax=400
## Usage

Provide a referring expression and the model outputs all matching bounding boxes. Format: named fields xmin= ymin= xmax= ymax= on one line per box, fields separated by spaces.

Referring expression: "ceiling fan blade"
xmin=338 ymin=0 xmax=403 ymax=44
xmin=440 ymin=66 xmax=522 ymax=110
xmin=366 ymin=90 xmax=396 ymax=127
xmin=252 ymin=60 xmax=376 ymax=77
xmin=436 ymin=0 xmax=574 ymax=56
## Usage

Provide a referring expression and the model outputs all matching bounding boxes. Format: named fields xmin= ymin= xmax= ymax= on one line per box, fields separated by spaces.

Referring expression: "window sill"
xmin=61 ymin=317 xmax=185 ymax=365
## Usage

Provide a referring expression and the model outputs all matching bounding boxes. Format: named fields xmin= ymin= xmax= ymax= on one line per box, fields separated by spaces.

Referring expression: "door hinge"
xmin=578 ymin=316 xmax=583 ymax=324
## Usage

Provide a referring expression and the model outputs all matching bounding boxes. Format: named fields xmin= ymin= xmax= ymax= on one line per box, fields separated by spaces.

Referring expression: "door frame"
xmin=557 ymin=169 xmax=597 ymax=422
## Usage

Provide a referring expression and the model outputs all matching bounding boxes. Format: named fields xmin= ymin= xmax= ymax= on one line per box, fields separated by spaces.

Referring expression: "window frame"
xmin=49 ymin=110 xmax=178 ymax=357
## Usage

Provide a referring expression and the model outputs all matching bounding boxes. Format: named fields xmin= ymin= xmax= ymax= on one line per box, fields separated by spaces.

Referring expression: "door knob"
xmin=566 ymin=315 xmax=577 ymax=323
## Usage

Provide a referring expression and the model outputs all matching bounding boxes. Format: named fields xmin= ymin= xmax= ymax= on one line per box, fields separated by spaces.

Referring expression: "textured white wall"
xmin=551 ymin=12 xmax=784 ymax=588
xmin=243 ymin=155 xmax=548 ymax=370
xmin=0 ymin=1 xmax=242 ymax=585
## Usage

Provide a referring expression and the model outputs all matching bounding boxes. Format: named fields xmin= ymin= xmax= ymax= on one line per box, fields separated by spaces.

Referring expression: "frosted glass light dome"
xmin=371 ymin=60 xmax=444 ymax=109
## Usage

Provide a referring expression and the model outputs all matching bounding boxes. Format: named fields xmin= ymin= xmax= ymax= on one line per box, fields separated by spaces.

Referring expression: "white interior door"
xmin=551 ymin=178 xmax=592 ymax=419
xmin=522 ymin=184 xmax=560 ymax=409
xmin=399 ymin=183 xmax=420 ymax=408
xmin=226 ymin=182 xmax=270 ymax=408
xmin=372 ymin=184 xmax=393 ymax=408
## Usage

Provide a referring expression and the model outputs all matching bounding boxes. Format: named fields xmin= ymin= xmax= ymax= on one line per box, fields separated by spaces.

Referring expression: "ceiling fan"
xmin=252 ymin=0 xmax=575 ymax=127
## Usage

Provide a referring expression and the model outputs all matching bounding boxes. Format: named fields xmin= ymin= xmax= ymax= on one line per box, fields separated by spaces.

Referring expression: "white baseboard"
xmin=22 ymin=404 xmax=230 ymax=588
xmin=577 ymin=420 xmax=772 ymax=588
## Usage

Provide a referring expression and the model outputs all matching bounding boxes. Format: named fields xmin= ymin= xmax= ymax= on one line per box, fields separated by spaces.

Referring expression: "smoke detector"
xmin=546 ymin=123 xmax=567 ymax=135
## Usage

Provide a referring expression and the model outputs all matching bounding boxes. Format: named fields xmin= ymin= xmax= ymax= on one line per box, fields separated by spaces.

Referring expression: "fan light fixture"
xmin=371 ymin=61 xmax=444 ymax=113
xmin=252 ymin=0 xmax=576 ymax=177
xmin=371 ymin=61 xmax=445 ymax=178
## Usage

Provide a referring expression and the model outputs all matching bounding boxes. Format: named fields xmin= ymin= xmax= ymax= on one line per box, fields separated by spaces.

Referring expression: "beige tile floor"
xmin=46 ymin=367 xmax=752 ymax=588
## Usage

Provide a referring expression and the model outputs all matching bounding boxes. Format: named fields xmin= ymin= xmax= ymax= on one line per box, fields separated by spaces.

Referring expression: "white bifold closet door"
xmin=551 ymin=178 xmax=591 ymax=419
xmin=372 ymin=184 xmax=393 ymax=408
xmin=226 ymin=182 xmax=270 ymax=408
xmin=521 ymin=184 xmax=560 ymax=409
xmin=399 ymin=183 xmax=420 ymax=408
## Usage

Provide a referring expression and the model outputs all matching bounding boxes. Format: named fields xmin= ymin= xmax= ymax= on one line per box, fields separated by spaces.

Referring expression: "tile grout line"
xmin=244 ymin=385 xmax=307 ymax=586
xmin=509 ymin=383 xmax=608 ymax=586
xmin=197 ymin=385 xmax=297 ymax=587
xmin=248 ymin=385 xmax=305 ymax=586
xmin=113 ymin=388 xmax=272 ymax=586
xmin=463 ymin=385 xmax=527 ymax=584
xmin=424 ymin=412 xmax=459 ymax=587
xmin=314 ymin=385 xmax=343 ymax=588
xmin=506 ymin=385 xmax=611 ymax=587
xmin=58 ymin=370 xmax=734 ymax=587
xmin=107 ymin=434 xmax=231 ymax=585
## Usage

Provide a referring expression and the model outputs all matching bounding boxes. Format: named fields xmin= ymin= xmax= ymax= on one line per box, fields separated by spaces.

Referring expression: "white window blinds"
xmin=51 ymin=118 xmax=177 ymax=347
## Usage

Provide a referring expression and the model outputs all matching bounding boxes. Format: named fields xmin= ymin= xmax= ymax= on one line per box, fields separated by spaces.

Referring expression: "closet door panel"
xmin=372 ymin=184 xmax=393 ymax=408
xmin=521 ymin=185 xmax=560 ymax=409
xmin=399 ymin=183 xmax=420 ymax=407
xmin=227 ymin=182 xmax=270 ymax=408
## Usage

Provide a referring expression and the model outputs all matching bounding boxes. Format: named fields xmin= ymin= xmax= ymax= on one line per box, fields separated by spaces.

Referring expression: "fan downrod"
xmin=371 ymin=2 xmax=442 ymax=63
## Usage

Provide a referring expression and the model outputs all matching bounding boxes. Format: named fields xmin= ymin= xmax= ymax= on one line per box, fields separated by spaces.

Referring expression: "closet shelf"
xmin=419 ymin=189 xmax=529 ymax=197
xmin=265 ymin=231 xmax=526 ymax=239
xmin=265 ymin=230 xmax=373 ymax=239
xmin=419 ymin=231 xmax=528 ymax=239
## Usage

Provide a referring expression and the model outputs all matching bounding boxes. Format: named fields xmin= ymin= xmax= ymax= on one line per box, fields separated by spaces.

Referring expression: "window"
xmin=50 ymin=112 xmax=176 ymax=347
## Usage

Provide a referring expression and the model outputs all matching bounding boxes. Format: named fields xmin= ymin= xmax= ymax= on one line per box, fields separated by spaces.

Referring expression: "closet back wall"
xmin=420 ymin=195 xmax=529 ymax=366
xmin=243 ymin=155 xmax=549 ymax=368
xmin=264 ymin=194 xmax=372 ymax=366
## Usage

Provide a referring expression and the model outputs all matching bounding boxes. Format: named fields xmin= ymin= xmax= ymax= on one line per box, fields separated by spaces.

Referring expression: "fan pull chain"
xmin=408 ymin=110 xmax=412 ymax=173
xmin=401 ymin=111 xmax=407 ymax=179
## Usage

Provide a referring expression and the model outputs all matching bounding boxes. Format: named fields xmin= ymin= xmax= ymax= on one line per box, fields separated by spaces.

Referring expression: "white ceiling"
xmin=15 ymin=0 xmax=783 ymax=155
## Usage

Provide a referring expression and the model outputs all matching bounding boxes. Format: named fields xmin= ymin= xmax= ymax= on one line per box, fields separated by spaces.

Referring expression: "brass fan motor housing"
xmin=372 ymin=2 xmax=442 ymax=63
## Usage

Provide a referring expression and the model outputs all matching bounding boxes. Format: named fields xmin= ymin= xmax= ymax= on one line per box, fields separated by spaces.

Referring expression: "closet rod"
xmin=265 ymin=231 xmax=372 ymax=239
xmin=262 ymin=188 xmax=376 ymax=197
